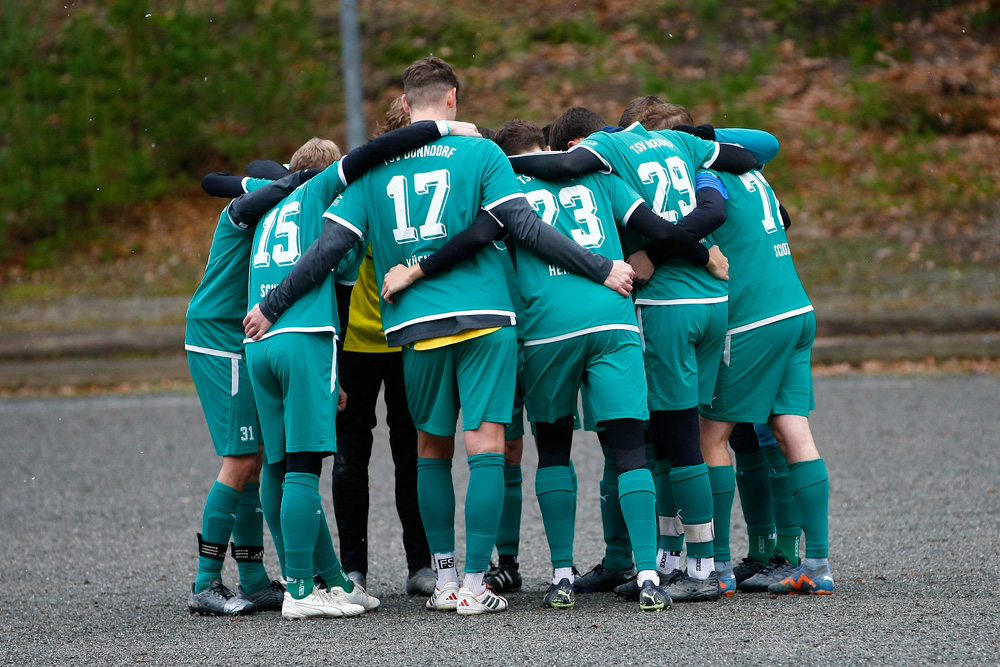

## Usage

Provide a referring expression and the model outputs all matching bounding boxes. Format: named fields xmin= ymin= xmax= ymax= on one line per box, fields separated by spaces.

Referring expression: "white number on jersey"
xmin=252 ymin=201 xmax=301 ymax=268
xmin=526 ymin=185 xmax=605 ymax=249
xmin=637 ymin=156 xmax=695 ymax=222
xmin=387 ymin=170 xmax=451 ymax=244
xmin=738 ymin=171 xmax=779 ymax=234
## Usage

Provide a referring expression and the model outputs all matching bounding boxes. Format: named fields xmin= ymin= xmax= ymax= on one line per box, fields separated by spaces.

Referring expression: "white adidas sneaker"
xmin=425 ymin=581 xmax=460 ymax=611
xmin=456 ymin=585 xmax=508 ymax=615
xmin=281 ymin=589 xmax=365 ymax=620
xmin=329 ymin=582 xmax=380 ymax=612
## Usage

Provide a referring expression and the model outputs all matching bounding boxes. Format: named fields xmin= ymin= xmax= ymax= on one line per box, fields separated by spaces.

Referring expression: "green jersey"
xmin=512 ymin=172 xmax=642 ymax=345
xmin=324 ymin=136 xmax=520 ymax=346
xmin=708 ymin=169 xmax=812 ymax=332
xmin=495 ymin=240 xmax=526 ymax=341
xmin=579 ymin=124 xmax=728 ymax=303
xmin=246 ymin=163 xmax=351 ymax=342
xmin=185 ymin=177 xmax=274 ymax=354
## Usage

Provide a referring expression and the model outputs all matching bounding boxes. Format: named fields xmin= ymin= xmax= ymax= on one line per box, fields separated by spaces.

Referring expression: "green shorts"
xmin=245 ymin=332 xmax=338 ymax=465
xmin=401 ymin=326 xmax=517 ymax=436
xmin=700 ymin=310 xmax=817 ymax=423
xmin=505 ymin=342 xmax=526 ymax=441
xmin=523 ymin=328 xmax=648 ymax=426
xmin=638 ymin=301 xmax=728 ymax=411
xmin=186 ymin=348 xmax=262 ymax=457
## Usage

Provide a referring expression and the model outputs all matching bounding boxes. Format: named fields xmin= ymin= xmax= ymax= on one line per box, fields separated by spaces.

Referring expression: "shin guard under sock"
xmin=670 ymin=463 xmax=715 ymax=559
xmin=618 ymin=468 xmax=658 ymax=573
xmin=281 ymin=472 xmax=322 ymax=599
xmin=789 ymin=458 xmax=830 ymax=559
xmin=600 ymin=445 xmax=633 ymax=570
xmin=232 ymin=482 xmax=269 ymax=594
xmin=535 ymin=466 xmax=576 ymax=569
xmin=495 ymin=465 xmax=523 ymax=558
xmin=465 ymin=453 xmax=505 ymax=573
xmin=707 ymin=465 xmax=736 ymax=563
xmin=765 ymin=445 xmax=802 ymax=564
xmin=734 ymin=448 xmax=776 ymax=563
xmin=416 ymin=457 xmax=456 ymax=554
xmin=259 ymin=461 xmax=286 ymax=578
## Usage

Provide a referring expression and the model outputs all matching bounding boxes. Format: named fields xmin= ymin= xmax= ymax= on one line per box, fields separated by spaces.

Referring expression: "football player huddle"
xmin=184 ymin=56 xmax=832 ymax=621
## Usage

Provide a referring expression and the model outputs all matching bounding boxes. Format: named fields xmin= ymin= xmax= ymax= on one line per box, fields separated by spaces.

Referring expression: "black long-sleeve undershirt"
xmin=644 ymin=187 xmax=727 ymax=265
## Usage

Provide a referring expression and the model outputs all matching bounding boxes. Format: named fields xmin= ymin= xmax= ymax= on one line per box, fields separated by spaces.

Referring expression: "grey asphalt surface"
xmin=1 ymin=375 xmax=999 ymax=665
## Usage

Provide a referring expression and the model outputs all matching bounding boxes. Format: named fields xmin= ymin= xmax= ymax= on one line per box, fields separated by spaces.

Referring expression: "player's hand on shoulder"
xmin=627 ymin=250 xmax=655 ymax=287
xmin=707 ymin=245 xmax=729 ymax=281
xmin=381 ymin=264 xmax=423 ymax=304
xmin=243 ymin=304 xmax=274 ymax=340
xmin=447 ymin=121 xmax=483 ymax=138
xmin=604 ymin=259 xmax=635 ymax=296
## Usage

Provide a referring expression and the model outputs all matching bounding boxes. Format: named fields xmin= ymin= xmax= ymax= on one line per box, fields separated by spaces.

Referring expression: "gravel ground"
xmin=1 ymin=375 xmax=998 ymax=665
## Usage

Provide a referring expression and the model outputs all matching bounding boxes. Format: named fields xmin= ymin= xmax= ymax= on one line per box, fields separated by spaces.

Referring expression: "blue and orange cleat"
xmin=768 ymin=561 xmax=834 ymax=595
xmin=715 ymin=564 xmax=737 ymax=597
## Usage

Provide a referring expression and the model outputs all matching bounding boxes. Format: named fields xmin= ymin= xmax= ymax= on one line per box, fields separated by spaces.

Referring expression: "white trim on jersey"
xmin=703 ymin=142 xmax=722 ymax=169
xmin=337 ymin=160 xmax=348 ymax=187
xmin=621 ymin=198 xmax=645 ymax=225
xmin=383 ymin=309 xmax=517 ymax=336
xmin=483 ymin=192 xmax=527 ymax=211
xmin=241 ymin=177 xmax=251 ymax=194
xmin=635 ymin=295 xmax=729 ymax=306
xmin=576 ymin=144 xmax=613 ymax=174
xmin=231 ymin=358 xmax=239 ymax=396
xmin=324 ymin=211 xmax=364 ymax=238
xmin=335 ymin=278 xmax=358 ymax=287
xmin=184 ymin=344 xmax=242 ymax=360
xmin=244 ymin=327 xmax=340 ymax=344
xmin=523 ymin=323 xmax=640 ymax=347
xmin=726 ymin=305 xmax=815 ymax=336
xmin=330 ymin=337 xmax=338 ymax=395
xmin=635 ymin=305 xmax=646 ymax=352
xmin=436 ymin=120 xmax=451 ymax=136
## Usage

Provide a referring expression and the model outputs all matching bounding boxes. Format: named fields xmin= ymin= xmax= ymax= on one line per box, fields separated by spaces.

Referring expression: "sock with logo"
xmin=495 ymin=464 xmax=523 ymax=561
xmin=707 ymin=465 xmax=736 ymax=564
xmin=600 ymin=445 xmax=634 ymax=571
xmin=416 ymin=457 xmax=456 ymax=556
xmin=789 ymin=458 xmax=830 ymax=559
xmin=687 ymin=555 xmax=715 ymax=581
xmin=764 ymin=445 xmax=802 ymax=565
xmin=433 ymin=551 xmax=458 ymax=588
xmin=653 ymin=459 xmax=686 ymax=569
xmin=734 ymin=447 xmax=776 ymax=564
xmin=231 ymin=482 xmax=270 ymax=595
xmin=535 ymin=465 xmax=576 ymax=570
xmin=618 ymin=468 xmax=658 ymax=573
xmin=195 ymin=481 xmax=240 ymax=593
xmin=465 ymin=453 xmax=506 ymax=573
xmin=280 ymin=472 xmax=322 ymax=599
xmin=259 ymin=461 xmax=286 ymax=578
xmin=313 ymin=506 xmax=352 ymax=592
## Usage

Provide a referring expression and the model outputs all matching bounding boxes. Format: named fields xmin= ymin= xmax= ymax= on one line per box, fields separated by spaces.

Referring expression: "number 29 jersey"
xmin=579 ymin=124 xmax=728 ymax=303
xmin=324 ymin=136 xmax=520 ymax=345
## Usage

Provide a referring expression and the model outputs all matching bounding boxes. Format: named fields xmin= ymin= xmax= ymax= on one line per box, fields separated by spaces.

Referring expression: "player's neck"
xmin=409 ymin=104 xmax=452 ymax=124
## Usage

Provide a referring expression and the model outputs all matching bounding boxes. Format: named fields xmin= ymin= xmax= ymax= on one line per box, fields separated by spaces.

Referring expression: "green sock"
xmin=195 ymin=481 xmax=240 ymax=592
xmin=465 ymin=453 xmax=505 ymax=573
xmin=618 ymin=468 xmax=657 ymax=573
xmin=281 ymin=472 xmax=321 ymax=599
xmin=495 ymin=465 xmax=522 ymax=558
xmin=789 ymin=458 xmax=830 ymax=559
xmin=599 ymin=446 xmax=633 ymax=570
xmin=707 ymin=465 xmax=736 ymax=563
xmin=416 ymin=457 xmax=455 ymax=554
xmin=313 ymin=506 xmax=352 ymax=592
xmin=670 ymin=463 xmax=715 ymax=559
xmin=765 ymin=445 xmax=802 ymax=565
xmin=259 ymin=461 xmax=286 ymax=578
xmin=653 ymin=458 xmax=685 ymax=553
xmin=568 ymin=459 xmax=578 ymax=538
xmin=734 ymin=448 xmax=776 ymax=563
xmin=535 ymin=466 xmax=576 ymax=569
xmin=231 ymin=483 xmax=270 ymax=595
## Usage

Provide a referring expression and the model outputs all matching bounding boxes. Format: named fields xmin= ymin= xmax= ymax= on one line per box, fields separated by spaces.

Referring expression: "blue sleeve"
xmin=695 ymin=171 xmax=728 ymax=200
xmin=715 ymin=128 xmax=779 ymax=169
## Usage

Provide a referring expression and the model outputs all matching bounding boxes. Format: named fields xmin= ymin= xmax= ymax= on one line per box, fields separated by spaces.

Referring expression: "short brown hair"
xmin=403 ymin=57 xmax=461 ymax=109
xmin=289 ymin=137 xmax=343 ymax=171
xmin=494 ymin=120 xmax=545 ymax=156
xmin=628 ymin=101 xmax=695 ymax=131
xmin=618 ymin=95 xmax=665 ymax=128
xmin=376 ymin=96 xmax=410 ymax=137
xmin=548 ymin=107 xmax=606 ymax=152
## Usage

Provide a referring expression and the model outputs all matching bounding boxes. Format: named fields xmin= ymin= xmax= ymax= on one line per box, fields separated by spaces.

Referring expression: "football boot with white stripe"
xmin=456 ymin=584 xmax=508 ymax=615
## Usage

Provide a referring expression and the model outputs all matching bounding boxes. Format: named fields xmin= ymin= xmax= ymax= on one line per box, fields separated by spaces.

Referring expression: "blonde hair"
xmin=289 ymin=137 xmax=343 ymax=171
xmin=376 ymin=97 xmax=411 ymax=137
